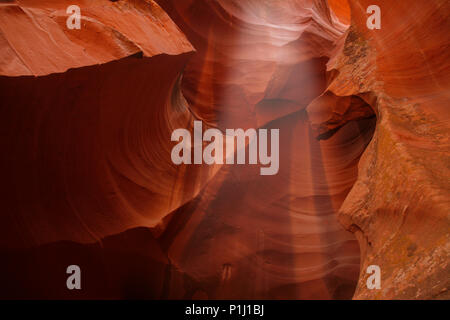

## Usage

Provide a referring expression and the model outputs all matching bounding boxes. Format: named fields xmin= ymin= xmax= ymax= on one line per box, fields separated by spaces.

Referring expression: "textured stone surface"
xmin=0 ymin=0 xmax=193 ymax=76
xmin=0 ymin=0 xmax=448 ymax=300
xmin=0 ymin=0 xmax=212 ymax=246
xmin=155 ymin=0 xmax=367 ymax=299
xmin=314 ymin=0 xmax=450 ymax=299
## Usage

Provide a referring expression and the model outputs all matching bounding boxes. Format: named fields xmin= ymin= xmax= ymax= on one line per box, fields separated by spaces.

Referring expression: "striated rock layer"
xmin=311 ymin=0 xmax=449 ymax=299
xmin=156 ymin=0 xmax=370 ymax=299
xmin=0 ymin=0 xmax=448 ymax=300
xmin=0 ymin=0 xmax=213 ymax=246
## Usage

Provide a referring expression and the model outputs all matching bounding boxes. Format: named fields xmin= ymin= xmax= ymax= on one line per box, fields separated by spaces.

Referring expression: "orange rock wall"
xmin=330 ymin=0 xmax=450 ymax=299
xmin=0 ymin=0 xmax=448 ymax=300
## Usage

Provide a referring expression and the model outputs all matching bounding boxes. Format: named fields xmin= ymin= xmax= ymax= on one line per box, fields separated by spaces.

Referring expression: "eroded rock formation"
xmin=155 ymin=0 xmax=371 ymax=299
xmin=328 ymin=0 xmax=450 ymax=299
xmin=0 ymin=0 xmax=208 ymax=246
xmin=0 ymin=0 xmax=448 ymax=300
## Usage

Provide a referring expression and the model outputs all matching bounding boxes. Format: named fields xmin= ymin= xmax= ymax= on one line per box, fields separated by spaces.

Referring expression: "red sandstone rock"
xmin=157 ymin=0 xmax=366 ymax=299
xmin=321 ymin=0 xmax=450 ymax=299
xmin=157 ymin=0 xmax=349 ymax=129
xmin=327 ymin=0 xmax=351 ymax=25
xmin=0 ymin=0 xmax=192 ymax=76
xmin=0 ymin=0 xmax=448 ymax=300
xmin=0 ymin=0 xmax=210 ymax=246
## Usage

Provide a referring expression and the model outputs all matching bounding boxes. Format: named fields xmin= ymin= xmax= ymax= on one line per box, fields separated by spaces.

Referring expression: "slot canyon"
xmin=0 ymin=0 xmax=448 ymax=300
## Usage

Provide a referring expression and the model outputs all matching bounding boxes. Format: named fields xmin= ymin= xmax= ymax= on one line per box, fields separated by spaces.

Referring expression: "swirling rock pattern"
xmin=0 ymin=0 xmax=448 ymax=300
xmin=155 ymin=0 xmax=369 ymax=299
xmin=0 ymin=0 xmax=212 ymax=246
xmin=326 ymin=0 xmax=450 ymax=299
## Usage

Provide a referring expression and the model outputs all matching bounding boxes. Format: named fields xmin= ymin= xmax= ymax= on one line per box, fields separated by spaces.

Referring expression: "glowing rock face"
xmin=0 ymin=0 xmax=448 ymax=300
xmin=0 ymin=0 xmax=202 ymax=245
xmin=155 ymin=0 xmax=369 ymax=299
xmin=329 ymin=0 xmax=450 ymax=299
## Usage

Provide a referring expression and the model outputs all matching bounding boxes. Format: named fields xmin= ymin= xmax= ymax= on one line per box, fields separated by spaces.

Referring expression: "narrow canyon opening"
xmin=152 ymin=0 xmax=378 ymax=299
xmin=2 ymin=0 xmax=448 ymax=301
xmin=0 ymin=0 xmax=379 ymax=299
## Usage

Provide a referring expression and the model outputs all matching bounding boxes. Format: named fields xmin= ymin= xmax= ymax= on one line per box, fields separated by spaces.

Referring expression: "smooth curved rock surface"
xmin=0 ymin=0 xmax=211 ymax=246
xmin=157 ymin=0 xmax=348 ymax=129
xmin=152 ymin=0 xmax=372 ymax=299
xmin=0 ymin=0 xmax=448 ymax=300
xmin=315 ymin=0 xmax=450 ymax=299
